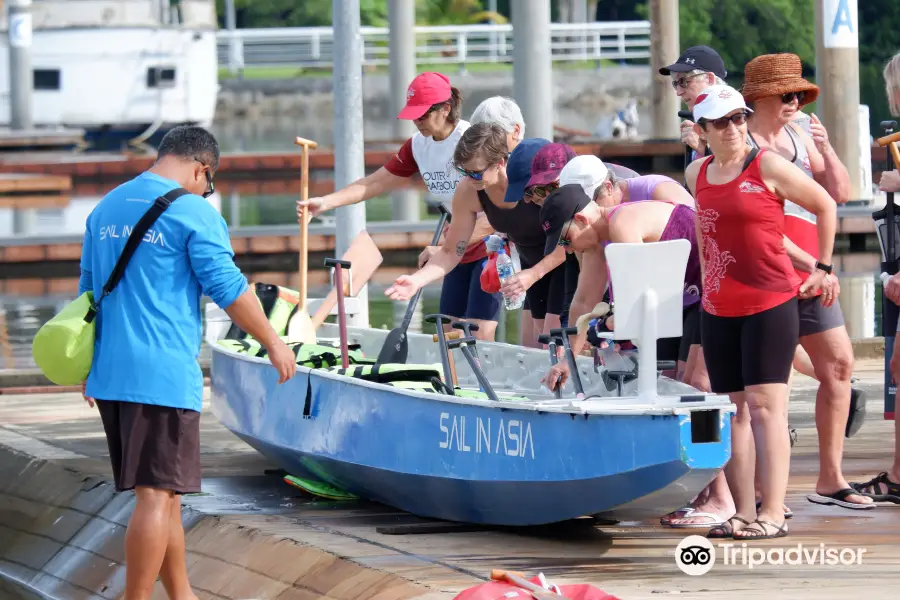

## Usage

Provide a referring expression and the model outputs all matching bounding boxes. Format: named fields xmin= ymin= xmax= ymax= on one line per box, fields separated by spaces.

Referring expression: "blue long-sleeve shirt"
xmin=78 ymin=171 xmax=248 ymax=411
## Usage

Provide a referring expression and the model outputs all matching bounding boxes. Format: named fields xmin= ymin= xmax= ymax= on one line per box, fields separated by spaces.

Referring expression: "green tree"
xmin=637 ymin=0 xmax=815 ymax=74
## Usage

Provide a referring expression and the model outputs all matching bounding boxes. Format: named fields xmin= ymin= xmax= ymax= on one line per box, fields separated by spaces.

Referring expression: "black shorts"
xmin=96 ymin=399 xmax=202 ymax=494
xmin=798 ymin=296 xmax=845 ymax=337
xmin=700 ymin=297 xmax=799 ymax=394
xmin=656 ymin=303 xmax=702 ymax=363
xmin=519 ymin=248 xmax=569 ymax=320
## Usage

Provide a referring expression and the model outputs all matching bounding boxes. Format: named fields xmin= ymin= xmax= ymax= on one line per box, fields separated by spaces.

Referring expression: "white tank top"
xmin=748 ymin=123 xmax=814 ymax=224
xmin=412 ymin=119 xmax=470 ymax=208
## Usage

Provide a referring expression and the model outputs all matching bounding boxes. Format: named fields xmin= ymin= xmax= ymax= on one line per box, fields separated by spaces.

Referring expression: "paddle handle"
xmin=877 ymin=130 xmax=900 ymax=147
xmin=890 ymin=141 xmax=900 ymax=170
xmin=297 ymin=137 xmax=317 ymax=311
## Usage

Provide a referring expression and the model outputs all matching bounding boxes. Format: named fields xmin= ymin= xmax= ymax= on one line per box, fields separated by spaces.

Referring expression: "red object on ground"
xmin=453 ymin=575 xmax=621 ymax=600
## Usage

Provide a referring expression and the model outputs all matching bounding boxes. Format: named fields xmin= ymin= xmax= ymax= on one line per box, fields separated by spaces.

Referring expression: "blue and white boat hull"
xmin=209 ymin=324 xmax=734 ymax=526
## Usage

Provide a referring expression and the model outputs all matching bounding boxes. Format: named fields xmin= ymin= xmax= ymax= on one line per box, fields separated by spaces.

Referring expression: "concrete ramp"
xmin=0 ymin=444 xmax=436 ymax=600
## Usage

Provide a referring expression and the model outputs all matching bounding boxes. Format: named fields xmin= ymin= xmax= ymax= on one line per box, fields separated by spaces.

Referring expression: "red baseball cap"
xmin=397 ymin=72 xmax=452 ymax=120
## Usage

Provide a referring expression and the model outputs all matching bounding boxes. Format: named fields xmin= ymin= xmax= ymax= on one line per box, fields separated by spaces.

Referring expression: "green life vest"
xmin=217 ymin=337 xmax=372 ymax=369
xmin=324 ymin=363 xmax=445 ymax=384
xmin=224 ymin=282 xmax=300 ymax=340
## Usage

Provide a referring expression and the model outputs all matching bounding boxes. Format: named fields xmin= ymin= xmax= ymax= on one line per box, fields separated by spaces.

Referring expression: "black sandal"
xmin=851 ymin=472 xmax=900 ymax=504
xmin=707 ymin=515 xmax=750 ymax=539
xmin=734 ymin=519 xmax=788 ymax=540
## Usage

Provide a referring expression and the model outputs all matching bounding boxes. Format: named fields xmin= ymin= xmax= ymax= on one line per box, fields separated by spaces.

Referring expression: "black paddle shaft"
xmin=537 ymin=333 xmax=562 ymax=399
xmin=425 ymin=313 xmax=455 ymax=393
xmin=324 ymin=258 xmax=352 ymax=368
xmin=447 ymin=336 xmax=499 ymax=402
xmin=549 ymin=327 xmax=585 ymax=396
xmin=400 ymin=205 xmax=452 ymax=331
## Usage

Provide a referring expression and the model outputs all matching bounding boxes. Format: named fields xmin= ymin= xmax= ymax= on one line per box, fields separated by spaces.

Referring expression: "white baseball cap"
xmin=559 ymin=155 xmax=608 ymax=200
xmin=692 ymin=85 xmax=753 ymax=122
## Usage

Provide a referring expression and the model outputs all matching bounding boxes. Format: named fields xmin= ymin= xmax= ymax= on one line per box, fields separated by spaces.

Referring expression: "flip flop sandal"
xmin=756 ymin=500 xmax=793 ymax=518
xmin=668 ymin=512 xmax=728 ymax=529
xmin=845 ymin=387 xmax=867 ymax=438
xmin=850 ymin=472 xmax=900 ymax=504
xmin=660 ymin=506 xmax=694 ymax=525
xmin=734 ymin=519 xmax=788 ymax=540
xmin=707 ymin=516 xmax=750 ymax=539
xmin=807 ymin=488 xmax=877 ymax=510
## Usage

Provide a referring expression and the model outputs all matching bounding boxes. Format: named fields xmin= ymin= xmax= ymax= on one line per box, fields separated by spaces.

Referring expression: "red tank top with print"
xmin=694 ymin=149 xmax=802 ymax=317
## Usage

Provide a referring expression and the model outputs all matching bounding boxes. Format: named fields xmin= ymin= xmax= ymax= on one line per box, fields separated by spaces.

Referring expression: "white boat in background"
xmin=0 ymin=0 xmax=218 ymax=148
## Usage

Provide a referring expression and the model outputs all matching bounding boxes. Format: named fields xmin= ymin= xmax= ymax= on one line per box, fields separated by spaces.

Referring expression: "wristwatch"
xmin=815 ymin=261 xmax=833 ymax=274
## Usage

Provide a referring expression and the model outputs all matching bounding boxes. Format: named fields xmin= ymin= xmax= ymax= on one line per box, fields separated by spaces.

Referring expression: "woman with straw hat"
xmin=741 ymin=53 xmax=874 ymax=512
xmin=853 ymin=51 xmax=900 ymax=505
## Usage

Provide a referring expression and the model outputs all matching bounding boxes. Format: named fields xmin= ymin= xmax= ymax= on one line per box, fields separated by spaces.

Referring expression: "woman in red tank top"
xmin=685 ymin=85 xmax=837 ymax=541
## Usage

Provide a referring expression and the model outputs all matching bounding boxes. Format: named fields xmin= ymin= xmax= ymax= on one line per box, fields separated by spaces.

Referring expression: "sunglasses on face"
xmin=195 ymin=158 xmax=215 ymax=198
xmin=781 ymin=91 xmax=806 ymax=104
xmin=700 ymin=111 xmax=749 ymax=130
xmin=671 ymin=73 xmax=705 ymax=89
xmin=455 ymin=156 xmax=507 ymax=181
xmin=525 ymin=182 xmax=558 ymax=200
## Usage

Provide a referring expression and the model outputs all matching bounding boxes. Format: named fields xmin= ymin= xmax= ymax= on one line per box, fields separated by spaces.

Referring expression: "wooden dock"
xmin=3 ymin=140 xmax=892 ymax=183
xmin=0 ymin=360 xmax=897 ymax=599
xmin=0 ymin=172 xmax=73 ymax=209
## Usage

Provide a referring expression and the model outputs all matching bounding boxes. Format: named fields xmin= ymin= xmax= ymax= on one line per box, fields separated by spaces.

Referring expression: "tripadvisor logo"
xmin=675 ymin=535 xmax=868 ymax=575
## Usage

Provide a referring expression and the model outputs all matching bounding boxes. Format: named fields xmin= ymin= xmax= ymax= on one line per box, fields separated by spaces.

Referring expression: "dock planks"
xmin=0 ymin=360 xmax=897 ymax=599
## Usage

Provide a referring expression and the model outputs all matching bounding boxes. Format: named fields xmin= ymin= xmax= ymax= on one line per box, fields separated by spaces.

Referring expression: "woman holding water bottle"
xmin=385 ymin=123 xmax=575 ymax=346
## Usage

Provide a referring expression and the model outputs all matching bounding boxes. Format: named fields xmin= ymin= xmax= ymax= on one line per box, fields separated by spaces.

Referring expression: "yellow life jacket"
xmin=324 ymin=363 xmax=445 ymax=384
xmin=224 ymin=282 xmax=300 ymax=340
xmin=217 ymin=337 xmax=371 ymax=369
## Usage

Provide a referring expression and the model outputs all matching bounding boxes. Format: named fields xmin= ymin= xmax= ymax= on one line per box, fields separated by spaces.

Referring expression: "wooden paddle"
xmin=310 ymin=230 xmax=383 ymax=329
xmin=288 ymin=136 xmax=318 ymax=343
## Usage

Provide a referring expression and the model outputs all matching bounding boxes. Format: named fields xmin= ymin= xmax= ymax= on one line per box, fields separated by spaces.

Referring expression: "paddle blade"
xmin=376 ymin=328 xmax=408 ymax=365
xmin=287 ymin=309 xmax=317 ymax=344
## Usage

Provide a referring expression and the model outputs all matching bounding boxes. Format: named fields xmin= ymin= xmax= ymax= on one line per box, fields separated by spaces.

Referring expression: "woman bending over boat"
xmin=296 ymin=72 xmax=501 ymax=341
xmin=537 ymin=184 xmax=703 ymax=396
xmin=685 ymin=85 xmax=837 ymax=540
xmin=385 ymin=123 xmax=574 ymax=347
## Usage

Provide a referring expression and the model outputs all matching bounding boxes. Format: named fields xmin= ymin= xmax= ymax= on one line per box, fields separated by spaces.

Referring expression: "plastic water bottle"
xmin=496 ymin=248 xmax=525 ymax=310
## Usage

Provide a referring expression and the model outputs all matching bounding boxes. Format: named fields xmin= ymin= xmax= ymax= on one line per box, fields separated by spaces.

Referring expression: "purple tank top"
xmin=624 ymin=175 xmax=679 ymax=202
xmin=605 ymin=201 xmax=702 ymax=309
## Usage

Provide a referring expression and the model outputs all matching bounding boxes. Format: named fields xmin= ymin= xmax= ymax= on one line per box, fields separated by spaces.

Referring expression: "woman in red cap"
xmin=296 ymin=72 xmax=502 ymax=340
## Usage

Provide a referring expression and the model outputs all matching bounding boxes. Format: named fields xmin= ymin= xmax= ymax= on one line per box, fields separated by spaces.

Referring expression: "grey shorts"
xmin=798 ymin=296 xmax=845 ymax=338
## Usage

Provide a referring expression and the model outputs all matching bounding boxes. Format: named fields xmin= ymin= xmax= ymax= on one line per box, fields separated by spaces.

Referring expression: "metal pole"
xmin=333 ymin=0 xmax=369 ymax=327
xmin=512 ymin=0 xmax=554 ymax=141
xmin=815 ymin=0 xmax=861 ymax=200
xmin=648 ymin=0 xmax=680 ymax=140
xmin=224 ymin=0 xmax=240 ymax=75
xmin=8 ymin=0 xmax=34 ymax=131
xmin=388 ymin=0 xmax=419 ymax=222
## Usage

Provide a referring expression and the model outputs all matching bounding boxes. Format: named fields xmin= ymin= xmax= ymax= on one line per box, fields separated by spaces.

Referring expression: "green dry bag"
xmin=31 ymin=187 xmax=190 ymax=385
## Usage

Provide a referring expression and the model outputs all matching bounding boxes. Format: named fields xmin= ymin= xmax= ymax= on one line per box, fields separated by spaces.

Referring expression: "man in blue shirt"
xmin=79 ymin=125 xmax=296 ymax=600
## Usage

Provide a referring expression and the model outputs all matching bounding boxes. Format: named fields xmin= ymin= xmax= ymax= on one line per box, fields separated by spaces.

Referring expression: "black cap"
xmin=540 ymin=184 xmax=591 ymax=256
xmin=659 ymin=45 xmax=727 ymax=79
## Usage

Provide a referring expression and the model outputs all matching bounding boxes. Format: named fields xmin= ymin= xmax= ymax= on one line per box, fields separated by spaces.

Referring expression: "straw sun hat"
xmin=740 ymin=53 xmax=819 ymax=106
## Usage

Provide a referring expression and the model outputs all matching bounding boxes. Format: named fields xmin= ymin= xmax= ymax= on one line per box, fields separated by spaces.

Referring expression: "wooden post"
xmin=648 ymin=0 xmax=680 ymax=140
xmin=814 ymin=0 xmax=861 ymax=199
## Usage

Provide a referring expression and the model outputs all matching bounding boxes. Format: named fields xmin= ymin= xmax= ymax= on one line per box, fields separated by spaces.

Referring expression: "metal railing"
xmin=216 ymin=22 xmax=651 ymax=72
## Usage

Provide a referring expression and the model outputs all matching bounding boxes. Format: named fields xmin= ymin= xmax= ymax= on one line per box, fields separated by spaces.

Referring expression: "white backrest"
xmin=605 ymin=239 xmax=690 ymax=341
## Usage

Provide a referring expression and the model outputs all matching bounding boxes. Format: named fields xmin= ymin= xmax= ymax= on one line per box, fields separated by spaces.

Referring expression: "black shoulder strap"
xmin=98 ymin=187 xmax=190 ymax=304
xmin=743 ymin=147 xmax=761 ymax=172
